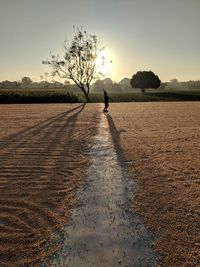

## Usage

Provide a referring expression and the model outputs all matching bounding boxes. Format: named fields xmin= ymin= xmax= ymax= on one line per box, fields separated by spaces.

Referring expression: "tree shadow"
xmin=0 ymin=103 xmax=87 ymax=191
xmin=0 ymin=104 xmax=84 ymax=151
xmin=0 ymin=102 xmax=98 ymax=265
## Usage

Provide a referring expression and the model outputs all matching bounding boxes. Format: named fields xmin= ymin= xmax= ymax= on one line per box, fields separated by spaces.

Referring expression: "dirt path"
xmin=42 ymin=109 xmax=157 ymax=267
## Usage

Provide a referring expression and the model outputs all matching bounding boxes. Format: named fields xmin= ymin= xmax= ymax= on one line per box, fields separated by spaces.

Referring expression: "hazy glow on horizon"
xmin=0 ymin=0 xmax=200 ymax=83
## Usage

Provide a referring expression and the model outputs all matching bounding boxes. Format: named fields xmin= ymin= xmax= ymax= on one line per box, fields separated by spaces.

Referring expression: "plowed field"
xmin=109 ymin=102 xmax=200 ymax=267
xmin=0 ymin=104 xmax=100 ymax=266
xmin=0 ymin=102 xmax=199 ymax=266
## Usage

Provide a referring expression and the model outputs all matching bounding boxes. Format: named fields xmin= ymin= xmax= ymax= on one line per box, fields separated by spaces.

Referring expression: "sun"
xmin=95 ymin=50 xmax=112 ymax=77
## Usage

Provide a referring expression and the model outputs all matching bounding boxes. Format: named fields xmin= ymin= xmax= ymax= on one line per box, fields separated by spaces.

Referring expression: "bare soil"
xmin=0 ymin=102 xmax=199 ymax=267
xmin=46 ymin=111 xmax=157 ymax=267
xmin=0 ymin=103 xmax=100 ymax=266
xmin=109 ymin=102 xmax=200 ymax=267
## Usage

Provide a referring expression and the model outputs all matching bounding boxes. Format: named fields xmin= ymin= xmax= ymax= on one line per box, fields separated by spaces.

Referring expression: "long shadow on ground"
xmin=105 ymin=113 xmax=126 ymax=166
xmin=105 ymin=112 xmax=159 ymax=265
xmin=40 ymin=109 xmax=158 ymax=267
xmin=0 ymin=103 xmax=101 ymax=266
xmin=0 ymin=104 xmax=84 ymax=151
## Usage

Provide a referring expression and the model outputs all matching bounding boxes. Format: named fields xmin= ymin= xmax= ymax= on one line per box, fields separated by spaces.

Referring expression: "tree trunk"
xmin=85 ymin=93 xmax=90 ymax=102
xmin=85 ymin=85 xmax=90 ymax=102
xmin=78 ymin=85 xmax=90 ymax=102
xmin=82 ymin=89 xmax=90 ymax=102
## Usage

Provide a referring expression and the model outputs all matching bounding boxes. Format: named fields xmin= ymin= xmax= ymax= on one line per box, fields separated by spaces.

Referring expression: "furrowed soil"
xmin=0 ymin=102 xmax=199 ymax=267
xmin=0 ymin=104 xmax=100 ymax=266
xmin=109 ymin=102 xmax=200 ymax=267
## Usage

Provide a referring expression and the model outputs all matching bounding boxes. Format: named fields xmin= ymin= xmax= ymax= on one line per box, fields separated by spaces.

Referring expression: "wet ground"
xmin=42 ymin=109 xmax=157 ymax=267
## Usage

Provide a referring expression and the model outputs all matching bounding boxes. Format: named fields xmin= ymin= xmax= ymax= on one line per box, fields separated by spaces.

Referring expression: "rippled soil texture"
xmin=110 ymin=102 xmax=200 ymax=267
xmin=0 ymin=103 xmax=100 ymax=266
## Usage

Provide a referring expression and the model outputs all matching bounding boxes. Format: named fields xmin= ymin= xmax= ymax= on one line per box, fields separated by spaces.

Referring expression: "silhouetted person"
xmin=103 ymin=89 xmax=109 ymax=112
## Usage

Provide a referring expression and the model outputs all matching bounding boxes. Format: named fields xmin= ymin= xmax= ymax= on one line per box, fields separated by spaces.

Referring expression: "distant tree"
xmin=64 ymin=80 xmax=70 ymax=87
xmin=159 ymin=82 xmax=167 ymax=90
xmin=188 ymin=80 xmax=200 ymax=90
xmin=0 ymin=80 xmax=20 ymax=89
xmin=12 ymin=81 xmax=20 ymax=88
xmin=130 ymin=71 xmax=161 ymax=93
xmin=170 ymin=78 xmax=178 ymax=83
xmin=91 ymin=78 xmax=122 ymax=93
xmin=38 ymin=81 xmax=51 ymax=89
xmin=119 ymin=77 xmax=132 ymax=92
xmin=21 ymin=76 xmax=32 ymax=86
xmin=43 ymin=28 xmax=108 ymax=102
xmin=51 ymin=81 xmax=64 ymax=88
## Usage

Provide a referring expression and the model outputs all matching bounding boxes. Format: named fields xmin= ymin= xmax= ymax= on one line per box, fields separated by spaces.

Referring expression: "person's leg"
xmin=105 ymin=104 xmax=109 ymax=112
xmin=103 ymin=103 xmax=107 ymax=112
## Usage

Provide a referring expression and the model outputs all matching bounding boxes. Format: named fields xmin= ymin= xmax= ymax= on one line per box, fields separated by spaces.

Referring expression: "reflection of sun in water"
xmin=95 ymin=50 xmax=112 ymax=77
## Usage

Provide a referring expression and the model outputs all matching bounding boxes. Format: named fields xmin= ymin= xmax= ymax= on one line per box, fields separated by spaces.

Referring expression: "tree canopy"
xmin=21 ymin=76 xmax=32 ymax=85
xmin=43 ymin=28 xmax=107 ymax=102
xmin=130 ymin=71 xmax=161 ymax=93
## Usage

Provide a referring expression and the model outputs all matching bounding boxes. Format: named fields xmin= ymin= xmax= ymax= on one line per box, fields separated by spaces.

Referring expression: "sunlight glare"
xmin=95 ymin=50 xmax=112 ymax=77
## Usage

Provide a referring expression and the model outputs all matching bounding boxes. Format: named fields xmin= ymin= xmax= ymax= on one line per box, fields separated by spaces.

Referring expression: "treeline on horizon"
xmin=0 ymin=76 xmax=200 ymax=92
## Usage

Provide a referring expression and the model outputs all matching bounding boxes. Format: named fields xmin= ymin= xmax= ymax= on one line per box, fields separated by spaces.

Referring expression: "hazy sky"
xmin=0 ymin=0 xmax=200 ymax=82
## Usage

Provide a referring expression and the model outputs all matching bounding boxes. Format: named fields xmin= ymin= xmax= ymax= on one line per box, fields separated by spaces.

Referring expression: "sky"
xmin=0 ymin=0 xmax=200 ymax=83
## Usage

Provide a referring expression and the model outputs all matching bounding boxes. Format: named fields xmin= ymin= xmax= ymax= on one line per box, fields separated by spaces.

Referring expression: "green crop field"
xmin=0 ymin=88 xmax=200 ymax=103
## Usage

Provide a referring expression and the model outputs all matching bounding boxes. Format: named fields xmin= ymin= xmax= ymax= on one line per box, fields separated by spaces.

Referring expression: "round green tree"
xmin=130 ymin=71 xmax=161 ymax=93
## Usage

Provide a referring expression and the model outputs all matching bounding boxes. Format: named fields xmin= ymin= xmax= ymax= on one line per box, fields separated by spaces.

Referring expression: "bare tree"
xmin=43 ymin=28 xmax=107 ymax=102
